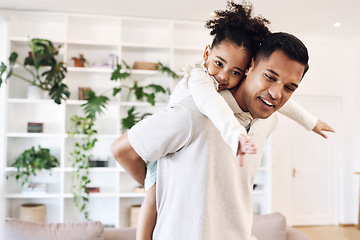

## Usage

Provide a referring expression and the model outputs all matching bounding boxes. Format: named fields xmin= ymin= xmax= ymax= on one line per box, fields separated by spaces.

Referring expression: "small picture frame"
xmin=85 ymin=187 xmax=100 ymax=193
xmin=27 ymin=122 xmax=43 ymax=133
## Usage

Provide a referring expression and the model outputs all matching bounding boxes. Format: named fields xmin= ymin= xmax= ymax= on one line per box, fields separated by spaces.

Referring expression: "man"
xmin=112 ymin=32 xmax=310 ymax=239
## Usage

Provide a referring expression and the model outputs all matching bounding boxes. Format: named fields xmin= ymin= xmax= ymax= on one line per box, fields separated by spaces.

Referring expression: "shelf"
xmin=122 ymin=42 xmax=171 ymax=50
xmin=66 ymin=40 xmax=119 ymax=47
xmin=65 ymin=134 xmax=118 ymax=139
xmin=10 ymin=36 xmax=66 ymax=44
xmin=63 ymin=193 xmax=118 ymax=198
xmin=119 ymin=102 xmax=167 ymax=107
xmin=6 ymin=193 xmax=62 ymax=199
xmin=173 ymin=45 xmax=204 ymax=51
xmin=65 ymin=100 xmax=119 ymax=106
xmin=6 ymin=167 xmax=62 ymax=172
xmin=65 ymin=99 xmax=87 ymax=105
xmin=9 ymin=37 xmax=33 ymax=42
xmin=119 ymin=192 xmax=145 ymax=198
xmin=62 ymin=167 xmax=119 ymax=173
xmin=130 ymin=69 xmax=161 ymax=75
xmin=7 ymin=98 xmax=55 ymax=104
xmin=253 ymin=191 xmax=269 ymax=195
xmin=67 ymin=66 xmax=114 ymax=73
xmin=7 ymin=133 xmax=63 ymax=138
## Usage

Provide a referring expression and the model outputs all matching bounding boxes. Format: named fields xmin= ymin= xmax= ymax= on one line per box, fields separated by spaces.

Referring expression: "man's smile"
xmin=258 ymin=96 xmax=276 ymax=109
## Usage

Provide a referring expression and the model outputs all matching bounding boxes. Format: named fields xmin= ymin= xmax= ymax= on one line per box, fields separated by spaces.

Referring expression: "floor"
xmin=294 ymin=225 xmax=360 ymax=240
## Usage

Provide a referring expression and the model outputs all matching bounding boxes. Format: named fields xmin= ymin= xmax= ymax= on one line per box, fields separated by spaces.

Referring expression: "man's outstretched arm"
xmin=111 ymin=132 xmax=146 ymax=186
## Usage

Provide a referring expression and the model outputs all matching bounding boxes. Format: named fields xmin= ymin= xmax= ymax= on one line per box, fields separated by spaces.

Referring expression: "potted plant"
xmin=66 ymin=61 xmax=177 ymax=219
xmin=0 ymin=38 xmax=70 ymax=104
xmin=67 ymin=91 xmax=109 ymax=220
xmin=111 ymin=61 xmax=175 ymax=104
xmin=68 ymin=115 xmax=98 ymax=221
xmin=9 ymin=145 xmax=60 ymax=187
xmin=110 ymin=60 xmax=177 ymax=131
xmin=72 ymin=54 xmax=87 ymax=68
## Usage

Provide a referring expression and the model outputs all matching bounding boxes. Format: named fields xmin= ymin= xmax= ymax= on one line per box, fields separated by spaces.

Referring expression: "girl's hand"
xmin=236 ymin=134 xmax=257 ymax=167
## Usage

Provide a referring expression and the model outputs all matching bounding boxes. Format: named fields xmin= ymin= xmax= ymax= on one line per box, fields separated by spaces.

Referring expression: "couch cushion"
xmin=104 ymin=227 xmax=136 ymax=240
xmin=252 ymin=212 xmax=287 ymax=240
xmin=5 ymin=218 xmax=104 ymax=240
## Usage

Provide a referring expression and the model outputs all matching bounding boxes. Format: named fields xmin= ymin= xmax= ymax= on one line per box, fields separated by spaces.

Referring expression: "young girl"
xmin=129 ymin=2 xmax=334 ymax=239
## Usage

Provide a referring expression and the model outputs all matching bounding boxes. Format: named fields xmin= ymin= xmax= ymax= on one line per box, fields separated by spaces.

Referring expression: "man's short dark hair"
xmin=254 ymin=32 xmax=309 ymax=77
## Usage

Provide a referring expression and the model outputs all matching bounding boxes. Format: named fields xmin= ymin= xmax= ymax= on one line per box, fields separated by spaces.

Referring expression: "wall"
xmin=0 ymin=16 xmax=8 ymax=240
xmin=348 ymin=39 xmax=360 ymax=225
xmin=271 ymin=35 xmax=359 ymax=225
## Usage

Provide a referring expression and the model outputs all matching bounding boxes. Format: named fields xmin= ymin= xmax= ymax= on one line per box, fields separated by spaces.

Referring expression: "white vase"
xmin=27 ymin=85 xmax=45 ymax=99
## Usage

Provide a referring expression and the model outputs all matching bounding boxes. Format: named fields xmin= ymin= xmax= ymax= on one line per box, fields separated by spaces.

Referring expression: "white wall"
xmin=271 ymin=35 xmax=360 ymax=225
xmin=0 ymin=15 xmax=9 ymax=240
xmin=347 ymin=39 xmax=360 ymax=225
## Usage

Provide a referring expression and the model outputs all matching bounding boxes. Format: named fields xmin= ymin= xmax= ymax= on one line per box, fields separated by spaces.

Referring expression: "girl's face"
xmin=203 ymin=41 xmax=251 ymax=91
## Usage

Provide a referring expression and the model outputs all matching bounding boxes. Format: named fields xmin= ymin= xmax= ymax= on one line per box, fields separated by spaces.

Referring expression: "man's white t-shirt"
xmin=128 ymin=90 xmax=277 ymax=240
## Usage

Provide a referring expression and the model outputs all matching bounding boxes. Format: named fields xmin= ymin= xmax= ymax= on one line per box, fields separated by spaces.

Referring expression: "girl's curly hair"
xmin=205 ymin=1 xmax=271 ymax=57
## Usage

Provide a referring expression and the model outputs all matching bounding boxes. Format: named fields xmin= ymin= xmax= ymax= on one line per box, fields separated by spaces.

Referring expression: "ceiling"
xmin=0 ymin=0 xmax=359 ymax=39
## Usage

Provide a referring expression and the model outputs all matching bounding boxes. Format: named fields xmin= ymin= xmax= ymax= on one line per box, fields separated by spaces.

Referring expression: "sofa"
xmin=4 ymin=212 xmax=312 ymax=240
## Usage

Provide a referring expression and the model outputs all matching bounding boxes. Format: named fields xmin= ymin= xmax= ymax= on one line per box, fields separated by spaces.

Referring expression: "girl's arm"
xmin=278 ymin=99 xmax=335 ymax=138
xmin=187 ymin=68 xmax=252 ymax=157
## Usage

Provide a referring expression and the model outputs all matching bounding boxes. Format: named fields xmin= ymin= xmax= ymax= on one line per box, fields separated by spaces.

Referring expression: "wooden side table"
xmin=356 ymin=172 xmax=360 ymax=230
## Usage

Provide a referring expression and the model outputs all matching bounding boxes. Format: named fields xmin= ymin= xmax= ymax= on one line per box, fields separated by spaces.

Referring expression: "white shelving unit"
xmin=0 ymin=10 xmax=272 ymax=227
xmin=253 ymin=139 xmax=272 ymax=215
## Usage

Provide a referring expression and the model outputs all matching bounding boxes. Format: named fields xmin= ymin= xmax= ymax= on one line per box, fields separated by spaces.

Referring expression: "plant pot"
xmin=73 ymin=58 xmax=85 ymax=67
xmin=19 ymin=203 xmax=46 ymax=223
xmin=27 ymin=51 xmax=50 ymax=66
xmin=130 ymin=205 xmax=141 ymax=227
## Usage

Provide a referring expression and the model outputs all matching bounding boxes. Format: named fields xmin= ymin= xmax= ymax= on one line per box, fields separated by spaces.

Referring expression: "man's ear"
xmin=245 ymin=57 xmax=255 ymax=75
xmin=203 ymin=45 xmax=211 ymax=62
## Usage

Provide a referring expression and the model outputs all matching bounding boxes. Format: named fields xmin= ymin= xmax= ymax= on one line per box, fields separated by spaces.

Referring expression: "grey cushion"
xmin=104 ymin=227 xmax=136 ymax=240
xmin=4 ymin=218 xmax=104 ymax=240
xmin=252 ymin=212 xmax=287 ymax=240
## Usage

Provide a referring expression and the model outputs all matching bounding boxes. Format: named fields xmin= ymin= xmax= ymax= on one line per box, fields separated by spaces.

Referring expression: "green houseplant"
xmin=68 ymin=90 xmax=109 ymax=220
xmin=10 ymin=145 xmax=60 ymax=187
xmin=0 ymin=38 xmax=70 ymax=104
xmin=68 ymin=115 xmax=99 ymax=220
xmin=110 ymin=61 xmax=178 ymax=131
xmin=67 ymin=61 xmax=177 ymax=219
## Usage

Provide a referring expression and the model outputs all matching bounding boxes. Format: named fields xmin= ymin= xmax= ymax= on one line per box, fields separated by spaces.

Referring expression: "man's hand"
xmin=236 ymin=134 xmax=257 ymax=167
xmin=312 ymin=119 xmax=335 ymax=139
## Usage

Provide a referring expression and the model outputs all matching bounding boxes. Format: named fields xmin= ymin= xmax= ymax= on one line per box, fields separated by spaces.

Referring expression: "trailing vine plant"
xmin=68 ymin=60 xmax=177 ymax=219
xmin=68 ymin=90 xmax=109 ymax=220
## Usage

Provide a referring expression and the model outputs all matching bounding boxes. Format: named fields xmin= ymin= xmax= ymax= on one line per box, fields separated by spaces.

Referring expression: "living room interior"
xmin=0 ymin=0 xmax=359 ymax=240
